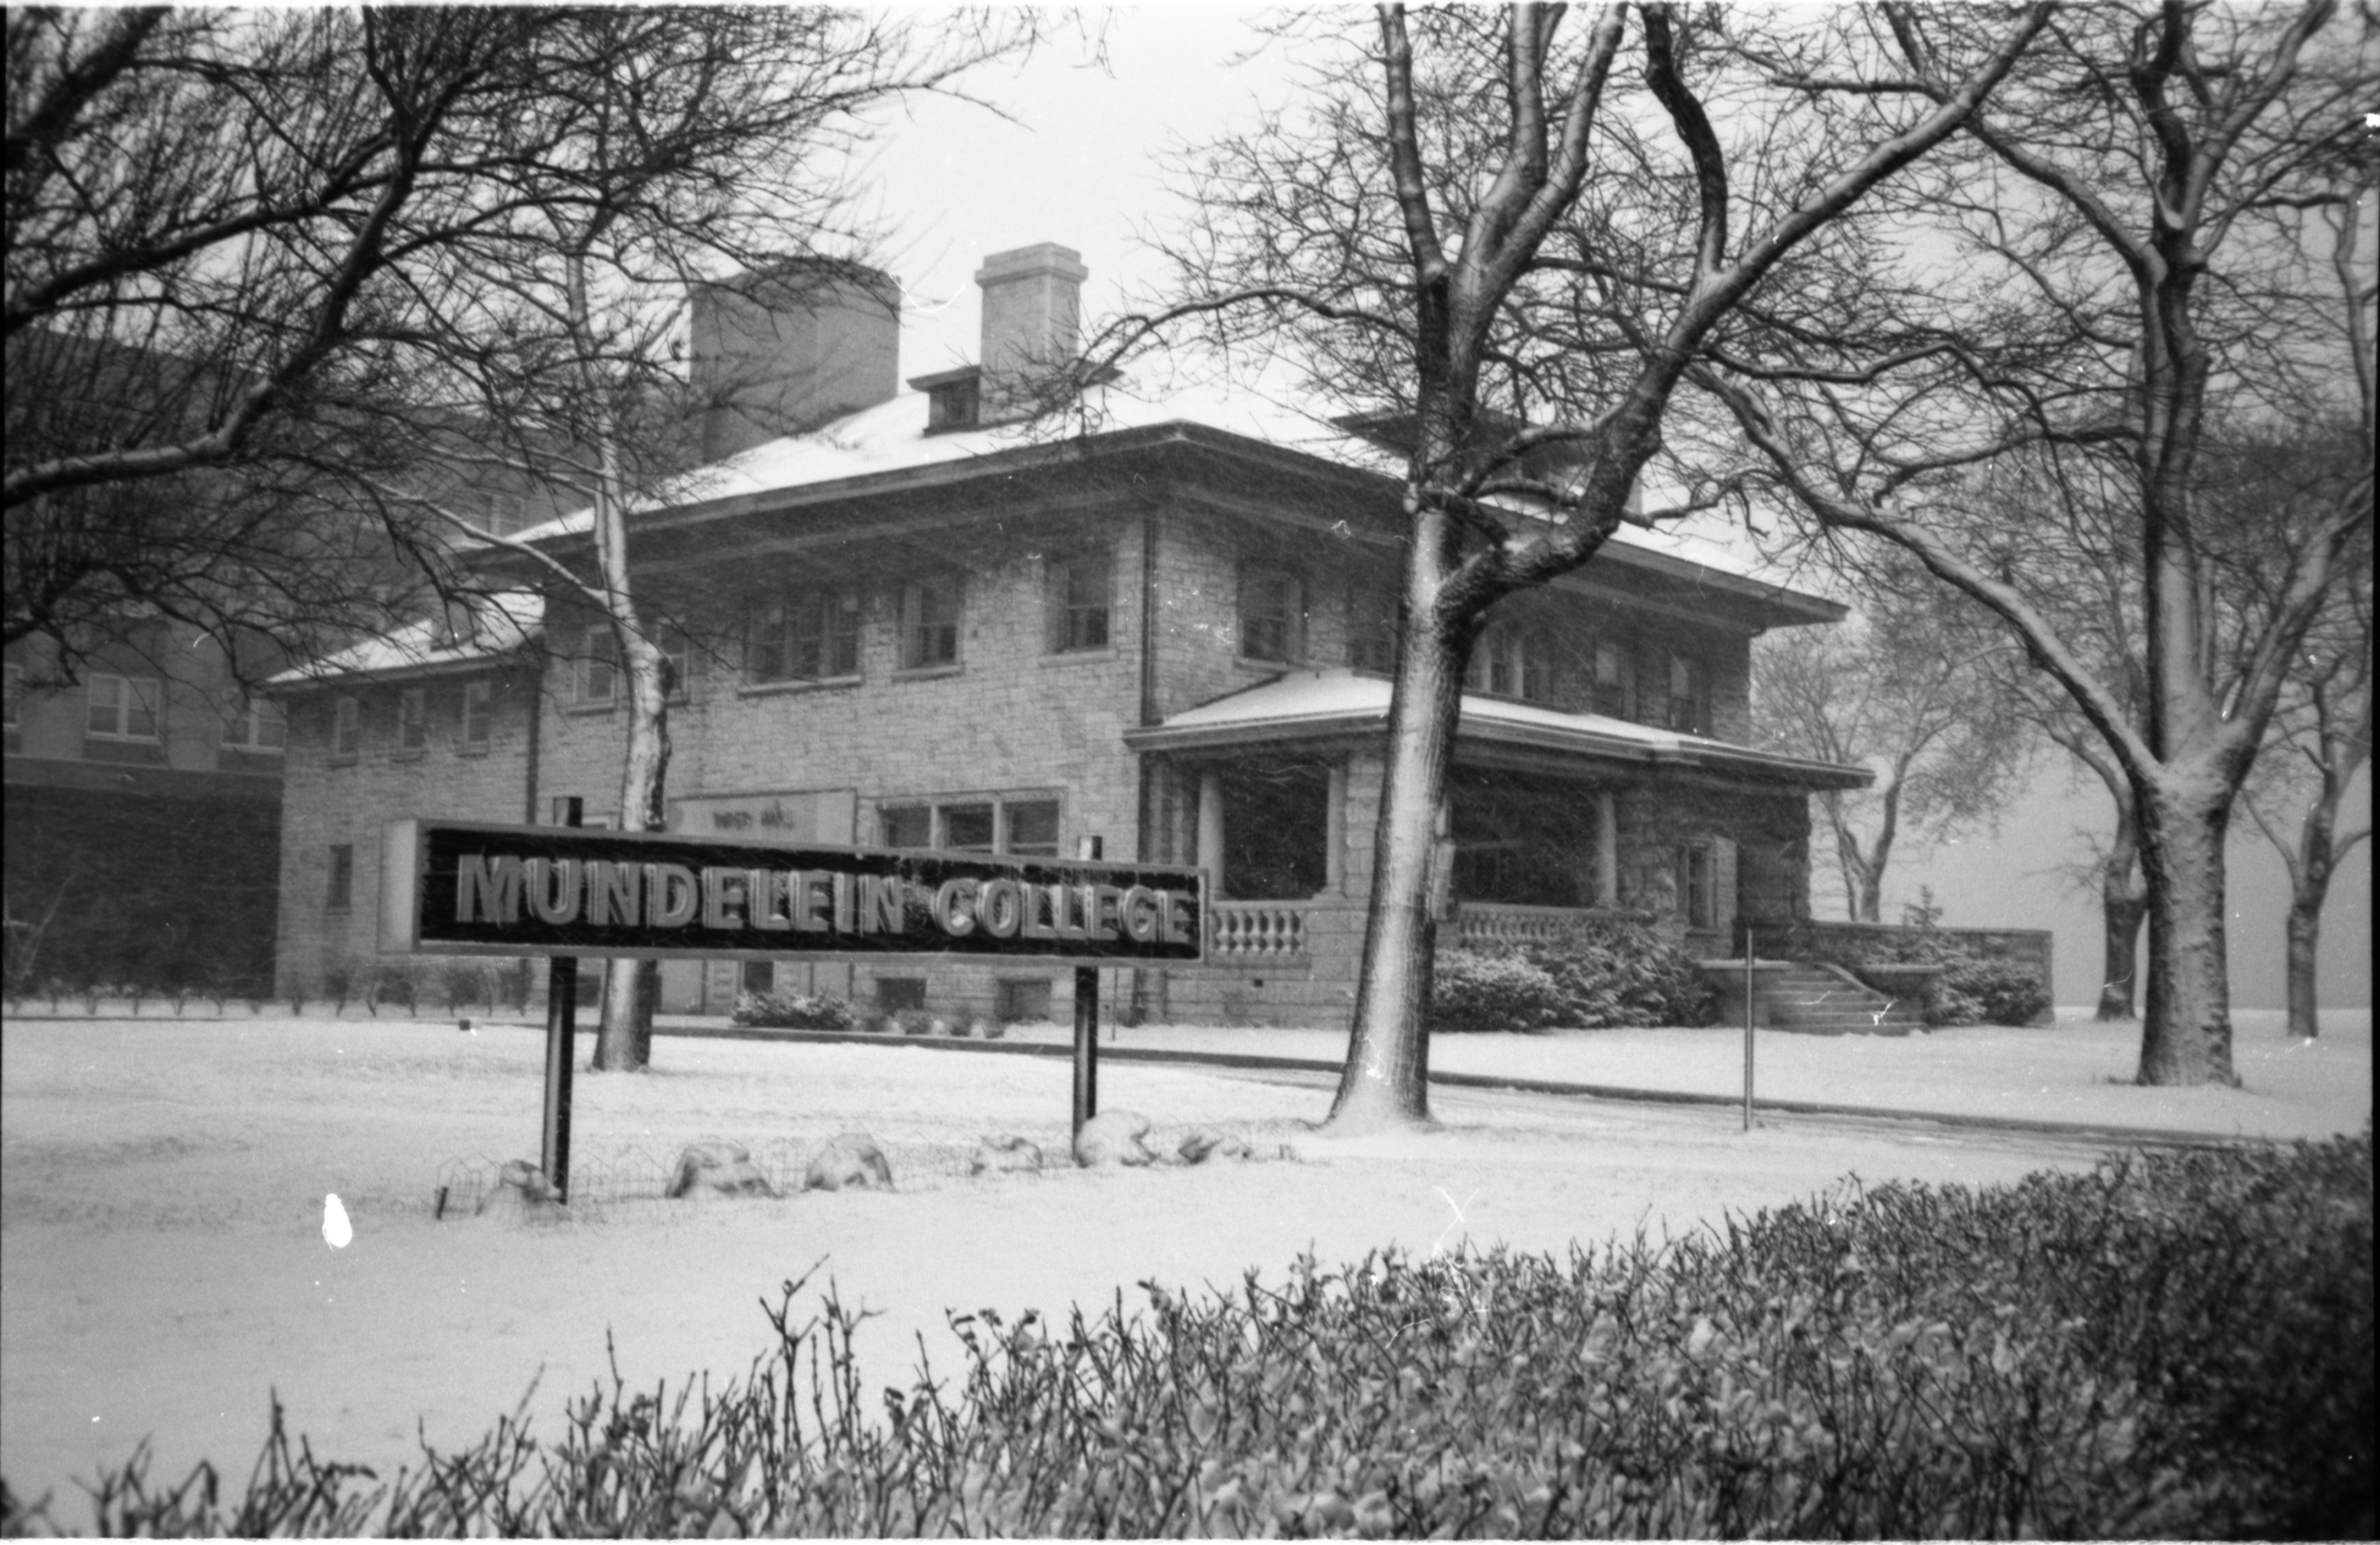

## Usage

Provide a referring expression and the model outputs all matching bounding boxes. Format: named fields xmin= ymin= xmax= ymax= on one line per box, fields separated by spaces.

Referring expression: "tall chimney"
xmin=974 ymin=242 xmax=1086 ymax=420
xmin=688 ymin=260 xmax=901 ymax=461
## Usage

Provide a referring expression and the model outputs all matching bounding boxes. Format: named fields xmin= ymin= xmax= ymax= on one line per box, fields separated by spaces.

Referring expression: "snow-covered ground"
xmin=2 ymin=1007 xmax=2366 ymax=1512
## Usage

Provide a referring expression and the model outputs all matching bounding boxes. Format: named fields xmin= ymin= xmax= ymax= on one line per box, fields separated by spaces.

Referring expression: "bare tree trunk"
xmin=1328 ymin=512 xmax=1467 ymax=1133
xmin=1851 ymin=860 xmax=1884 ymax=924
xmin=2096 ymin=796 xmax=2147 ymax=1021
xmin=2283 ymin=894 xmax=2322 ymax=1041
xmin=2133 ymin=772 xmax=2239 ymax=1086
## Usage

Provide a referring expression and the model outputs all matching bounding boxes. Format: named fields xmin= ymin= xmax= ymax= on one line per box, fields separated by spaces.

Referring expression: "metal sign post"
xmin=541 ymin=798 xmax=582 ymax=1202
xmin=1072 ymin=837 xmax=1102 ymax=1136
xmin=1741 ymin=927 xmax=1755 ymax=1133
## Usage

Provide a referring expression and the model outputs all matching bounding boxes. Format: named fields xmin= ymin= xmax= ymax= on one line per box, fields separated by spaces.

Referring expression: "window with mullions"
xmin=333 ymin=696 xmax=362 ymax=756
xmin=1676 ymin=842 xmax=1717 ymax=929
xmin=1666 ymin=651 xmax=1709 ymax=736
xmin=577 ymin=626 xmax=618 ymax=705
xmin=86 ymin=672 xmax=161 ymax=740
xmin=397 ymin=687 xmax=429 ymax=750
xmin=1590 ymin=637 xmax=1631 ymax=718
xmin=877 ymin=795 xmax=1061 ymax=855
xmin=1464 ymin=624 xmax=1555 ymax=704
xmin=222 ymin=696 xmax=287 ymax=752
xmin=750 ymin=590 xmax=860 ymax=684
xmin=1348 ymin=588 xmax=1398 ymax=674
xmin=1239 ymin=567 xmax=1304 ymax=664
xmin=461 ymin=680 xmax=493 ymax=748
xmin=1047 ymin=548 xmax=1112 ymax=653
xmin=901 ymin=578 xmax=961 ymax=669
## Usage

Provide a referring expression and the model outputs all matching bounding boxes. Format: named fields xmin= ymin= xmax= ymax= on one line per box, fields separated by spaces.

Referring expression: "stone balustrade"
xmin=1451 ymin=902 xmax=1651 ymax=951
xmin=1209 ymin=899 xmax=1315 ymax=959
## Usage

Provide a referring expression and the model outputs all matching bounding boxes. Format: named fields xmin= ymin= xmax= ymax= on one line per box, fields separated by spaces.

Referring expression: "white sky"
xmin=838 ymin=9 xmax=2369 ymax=1011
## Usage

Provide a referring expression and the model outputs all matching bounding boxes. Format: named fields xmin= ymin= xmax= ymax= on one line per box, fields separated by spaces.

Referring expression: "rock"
xmin=666 ymin=1141 xmax=777 ymax=1200
xmin=969 ymin=1134 xmax=1044 ymax=1174
xmin=1072 ymin=1110 xmax=1155 ymax=1168
xmin=474 ymin=1158 xmax=559 ymax=1219
xmin=1178 ymin=1129 xmax=1255 ymax=1165
xmin=804 ymin=1131 xmax=894 ymax=1192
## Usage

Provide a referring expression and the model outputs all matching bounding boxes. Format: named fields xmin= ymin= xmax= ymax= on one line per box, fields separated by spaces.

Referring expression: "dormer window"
xmin=909 ymin=366 xmax=982 ymax=434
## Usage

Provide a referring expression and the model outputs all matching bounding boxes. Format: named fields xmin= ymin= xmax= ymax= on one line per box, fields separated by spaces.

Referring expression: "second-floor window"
xmin=1348 ymin=588 xmax=1398 ymax=674
xmin=750 ymin=590 xmax=860 ymax=683
xmin=1666 ymin=651 xmax=1709 ymax=735
xmin=901 ymin=578 xmax=961 ymax=669
xmin=577 ymin=626 xmax=618 ymax=705
xmin=86 ymin=672 xmax=161 ymax=741
xmin=1590 ymin=638 xmax=1631 ymax=718
xmin=1239 ymin=568 xmax=1304 ymax=664
xmin=1466 ymin=625 xmax=1555 ymax=704
xmin=398 ymin=687 xmax=429 ymax=750
xmin=1048 ymin=549 xmax=1112 ymax=653
xmin=222 ymin=696 xmax=287 ymax=752
xmin=461 ymin=680 xmax=493 ymax=749
xmin=333 ymin=696 xmax=362 ymax=756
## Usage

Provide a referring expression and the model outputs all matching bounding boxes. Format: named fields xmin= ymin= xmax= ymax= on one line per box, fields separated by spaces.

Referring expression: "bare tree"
xmin=1752 ymin=579 xmax=2032 ymax=922
xmin=2243 ymin=530 xmax=2371 ymax=1041
xmin=1072 ymin=3 xmax=2044 ymax=1129
xmin=10 ymin=7 xmax=1039 ymax=1068
xmin=1704 ymin=2 xmax=2374 ymax=1085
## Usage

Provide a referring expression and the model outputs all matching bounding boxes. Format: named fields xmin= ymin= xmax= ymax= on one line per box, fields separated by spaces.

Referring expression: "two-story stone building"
xmin=271 ymin=243 xmax=1867 ymax=1027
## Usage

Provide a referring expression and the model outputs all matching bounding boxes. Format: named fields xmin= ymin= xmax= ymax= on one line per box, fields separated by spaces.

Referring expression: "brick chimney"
xmin=688 ymin=259 xmax=900 ymax=461
xmin=975 ymin=242 xmax=1086 ymax=421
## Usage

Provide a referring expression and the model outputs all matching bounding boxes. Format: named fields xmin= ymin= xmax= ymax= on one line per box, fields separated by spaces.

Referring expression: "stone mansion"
xmin=271 ymin=243 xmax=1868 ymax=1028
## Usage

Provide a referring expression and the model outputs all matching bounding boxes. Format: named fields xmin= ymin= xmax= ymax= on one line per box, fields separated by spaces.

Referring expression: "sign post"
xmin=1071 ymin=837 xmax=1103 ymax=1136
xmin=540 ymin=799 xmax=582 ymax=1201
xmin=1741 ymin=928 xmax=1756 ymax=1133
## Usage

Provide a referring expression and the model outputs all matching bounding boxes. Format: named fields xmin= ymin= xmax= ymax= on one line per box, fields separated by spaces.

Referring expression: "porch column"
xmin=1197 ymin=768 xmax=1226 ymax=899
xmin=1595 ymin=789 xmax=1619 ymax=907
xmin=1325 ymin=761 xmax=1348 ymax=893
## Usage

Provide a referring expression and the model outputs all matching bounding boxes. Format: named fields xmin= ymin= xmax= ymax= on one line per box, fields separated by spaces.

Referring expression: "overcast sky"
xmin=851 ymin=8 xmax=2370 ymax=1010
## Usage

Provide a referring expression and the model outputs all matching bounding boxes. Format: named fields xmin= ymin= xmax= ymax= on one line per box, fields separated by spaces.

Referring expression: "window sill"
xmin=329 ymin=753 xmax=360 ymax=766
xmin=891 ymin=663 xmax=964 ymax=683
xmin=392 ymin=747 xmax=428 ymax=763
xmin=739 ymin=675 xmax=862 ymax=699
xmin=458 ymin=744 xmax=492 ymax=759
xmin=1039 ymin=647 xmax=1120 ymax=668
xmin=1233 ymin=656 xmax=1297 ymax=675
xmin=564 ymin=700 xmax=619 ymax=717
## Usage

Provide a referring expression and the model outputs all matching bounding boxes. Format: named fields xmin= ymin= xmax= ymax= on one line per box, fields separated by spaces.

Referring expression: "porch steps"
xmin=1760 ymin=961 xmax=1927 ymax=1036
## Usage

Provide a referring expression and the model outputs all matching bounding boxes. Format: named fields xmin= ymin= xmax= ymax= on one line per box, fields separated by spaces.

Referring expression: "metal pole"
xmin=1741 ymin=926 xmax=1755 ymax=1133
xmin=541 ymin=797 xmax=581 ymax=1201
xmin=1073 ymin=836 xmax=1102 ymax=1135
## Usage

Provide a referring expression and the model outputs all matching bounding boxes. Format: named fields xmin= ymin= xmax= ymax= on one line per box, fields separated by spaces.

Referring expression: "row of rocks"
xmin=467 ymin=1110 xmax=1262 ymax=1216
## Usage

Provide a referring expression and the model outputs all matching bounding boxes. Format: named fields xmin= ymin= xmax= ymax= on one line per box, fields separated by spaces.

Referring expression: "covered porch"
xmin=1123 ymin=670 xmax=1869 ymax=1026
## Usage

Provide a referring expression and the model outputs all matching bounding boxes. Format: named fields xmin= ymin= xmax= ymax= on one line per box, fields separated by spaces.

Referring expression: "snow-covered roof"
xmin=504 ymin=360 xmax=1786 ymax=588
xmin=1123 ymin=668 xmax=1870 ymax=790
xmin=268 ymin=592 xmax=543 ymax=690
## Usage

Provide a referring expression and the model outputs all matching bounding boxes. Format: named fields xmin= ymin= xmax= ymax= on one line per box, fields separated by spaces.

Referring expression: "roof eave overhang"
xmin=1124 ymin=708 xmax=1873 ymax=790
xmin=268 ymin=643 xmax=537 ymax=694
xmin=479 ymin=418 xmax=1842 ymax=629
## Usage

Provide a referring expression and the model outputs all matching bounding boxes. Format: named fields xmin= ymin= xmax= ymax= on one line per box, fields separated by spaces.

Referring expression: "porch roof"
xmin=1123 ymin=669 xmax=1872 ymax=791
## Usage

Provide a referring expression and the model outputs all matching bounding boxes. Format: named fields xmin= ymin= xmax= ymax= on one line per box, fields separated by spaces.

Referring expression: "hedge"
xmin=9 ymin=1130 xmax=2368 ymax=1537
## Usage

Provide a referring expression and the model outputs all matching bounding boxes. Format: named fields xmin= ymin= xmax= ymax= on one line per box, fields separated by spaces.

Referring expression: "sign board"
xmin=379 ymin=819 xmax=1207 ymax=965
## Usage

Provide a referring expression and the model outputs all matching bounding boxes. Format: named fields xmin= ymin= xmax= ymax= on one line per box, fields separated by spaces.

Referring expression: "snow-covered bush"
xmin=1428 ymin=949 xmax=1568 ymax=1032
xmin=727 ymin=990 xmax=856 ymax=1031
xmin=1940 ymin=958 xmax=2053 ymax=1027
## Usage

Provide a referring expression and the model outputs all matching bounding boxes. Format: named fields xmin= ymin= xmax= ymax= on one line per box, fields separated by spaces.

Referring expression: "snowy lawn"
xmin=2 ymin=1007 xmax=2367 ymax=1512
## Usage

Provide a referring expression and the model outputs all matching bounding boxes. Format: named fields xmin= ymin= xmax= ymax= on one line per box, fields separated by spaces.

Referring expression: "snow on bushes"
xmin=1433 ymin=919 xmax=1717 ymax=1031
xmin=728 ymin=990 xmax=857 ymax=1032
